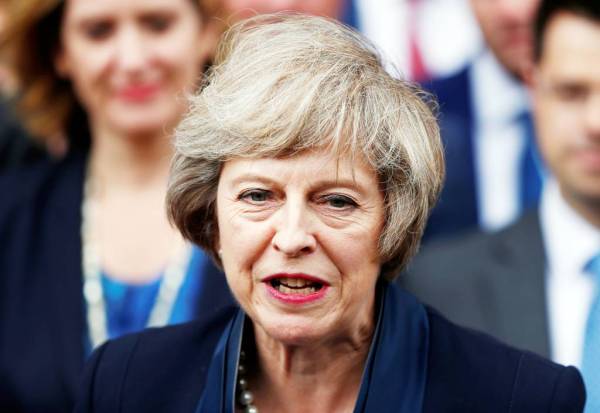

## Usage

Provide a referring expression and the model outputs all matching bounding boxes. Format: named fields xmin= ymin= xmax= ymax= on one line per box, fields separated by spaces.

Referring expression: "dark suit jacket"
xmin=401 ymin=210 xmax=550 ymax=358
xmin=421 ymin=67 xmax=479 ymax=242
xmin=73 ymin=302 xmax=584 ymax=412
xmin=0 ymin=152 xmax=237 ymax=412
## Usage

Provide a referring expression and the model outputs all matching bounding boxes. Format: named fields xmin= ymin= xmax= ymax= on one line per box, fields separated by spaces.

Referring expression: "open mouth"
xmin=269 ymin=277 xmax=324 ymax=295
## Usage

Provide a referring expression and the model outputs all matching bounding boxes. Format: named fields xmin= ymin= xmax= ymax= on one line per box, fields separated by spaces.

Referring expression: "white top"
xmin=471 ymin=50 xmax=531 ymax=231
xmin=540 ymin=178 xmax=600 ymax=366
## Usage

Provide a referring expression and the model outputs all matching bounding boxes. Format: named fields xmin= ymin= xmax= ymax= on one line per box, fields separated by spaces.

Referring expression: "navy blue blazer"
xmin=74 ymin=282 xmax=585 ymax=413
xmin=0 ymin=152 xmax=237 ymax=413
xmin=422 ymin=67 xmax=478 ymax=242
xmin=0 ymin=100 xmax=46 ymax=173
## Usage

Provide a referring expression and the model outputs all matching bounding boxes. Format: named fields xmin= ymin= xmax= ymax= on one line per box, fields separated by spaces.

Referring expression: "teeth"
xmin=279 ymin=285 xmax=293 ymax=294
xmin=280 ymin=277 xmax=308 ymax=288
xmin=274 ymin=283 xmax=318 ymax=295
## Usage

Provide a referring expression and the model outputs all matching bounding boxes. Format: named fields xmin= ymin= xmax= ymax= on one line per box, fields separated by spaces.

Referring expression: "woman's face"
xmin=216 ymin=150 xmax=385 ymax=345
xmin=55 ymin=0 xmax=210 ymax=136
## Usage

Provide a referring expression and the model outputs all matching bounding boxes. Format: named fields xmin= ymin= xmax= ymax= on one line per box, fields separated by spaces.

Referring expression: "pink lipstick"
xmin=263 ymin=273 xmax=329 ymax=304
xmin=117 ymin=83 xmax=161 ymax=102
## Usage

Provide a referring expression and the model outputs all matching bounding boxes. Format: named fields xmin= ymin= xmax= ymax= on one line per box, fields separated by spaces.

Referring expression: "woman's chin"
xmin=254 ymin=313 xmax=332 ymax=347
xmin=103 ymin=106 xmax=181 ymax=138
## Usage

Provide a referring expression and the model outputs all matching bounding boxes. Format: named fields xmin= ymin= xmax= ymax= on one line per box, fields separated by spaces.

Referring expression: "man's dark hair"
xmin=534 ymin=0 xmax=600 ymax=62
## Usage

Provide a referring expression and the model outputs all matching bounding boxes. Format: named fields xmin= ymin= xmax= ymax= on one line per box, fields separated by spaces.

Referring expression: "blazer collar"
xmin=487 ymin=210 xmax=550 ymax=357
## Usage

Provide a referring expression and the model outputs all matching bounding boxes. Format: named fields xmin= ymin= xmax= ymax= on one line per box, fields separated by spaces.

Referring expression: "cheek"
xmin=157 ymin=44 xmax=201 ymax=70
xmin=69 ymin=69 xmax=108 ymax=112
xmin=536 ymin=104 xmax=572 ymax=159
xmin=67 ymin=41 xmax=112 ymax=76
xmin=67 ymin=51 xmax=108 ymax=87
xmin=220 ymin=220 xmax=269 ymax=310
xmin=218 ymin=207 xmax=270 ymax=274
xmin=155 ymin=29 xmax=206 ymax=78
xmin=62 ymin=48 xmax=113 ymax=111
xmin=322 ymin=229 xmax=381 ymax=277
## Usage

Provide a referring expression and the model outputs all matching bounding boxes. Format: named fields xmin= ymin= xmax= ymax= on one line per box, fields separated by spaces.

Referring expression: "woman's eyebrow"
xmin=229 ymin=174 xmax=279 ymax=187
xmin=229 ymin=174 xmax=368 ymax=194
xmin=309 ymin=178 xmax=368 ymax=195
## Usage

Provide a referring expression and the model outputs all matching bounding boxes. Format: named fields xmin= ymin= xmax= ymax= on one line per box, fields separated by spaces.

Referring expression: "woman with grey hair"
xmin=75 ymin=14 xmax=585 ymax=413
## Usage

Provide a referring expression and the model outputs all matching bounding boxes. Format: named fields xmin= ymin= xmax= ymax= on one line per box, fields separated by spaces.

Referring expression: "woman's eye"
xmin=83 ymin=21 xmax=114 ymax=40
xmin=142 ymin=14 xmax=173 ymax=33
xmin=240 ymin=190 xmax=272 ymax=203
xmin=321 ymin=194 xmax=357 ymax=209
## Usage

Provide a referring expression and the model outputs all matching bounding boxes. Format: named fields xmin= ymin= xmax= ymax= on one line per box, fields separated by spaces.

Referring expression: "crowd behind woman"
xmin=0 ymin=0 xmax=591 ymax=412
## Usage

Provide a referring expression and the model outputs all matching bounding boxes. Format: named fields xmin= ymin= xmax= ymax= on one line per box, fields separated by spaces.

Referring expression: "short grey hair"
xmin=167 ymin=13 xmax=444 ymax=279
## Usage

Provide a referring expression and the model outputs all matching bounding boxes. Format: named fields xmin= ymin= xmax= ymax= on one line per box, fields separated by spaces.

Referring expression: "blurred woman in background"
xmin=0 ymin=0 xmax=235 ymax=411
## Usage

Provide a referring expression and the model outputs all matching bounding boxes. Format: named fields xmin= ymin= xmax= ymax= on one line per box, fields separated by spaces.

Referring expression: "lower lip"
xmin=117 ymin=84 xmax=161 ymax=102
xmin=265 ymin=282 xmax=329 ymax=304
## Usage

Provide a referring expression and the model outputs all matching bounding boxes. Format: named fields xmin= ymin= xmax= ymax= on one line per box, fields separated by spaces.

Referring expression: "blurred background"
xmin=0 ymin=0 xmax=517 ymax=240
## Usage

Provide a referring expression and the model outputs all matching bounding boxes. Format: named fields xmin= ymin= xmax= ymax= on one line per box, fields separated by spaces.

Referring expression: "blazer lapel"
xmin=485 ymin=210 xmax=550 ymax=357
xmin=42 ymin=153 xmax=88 ymax=402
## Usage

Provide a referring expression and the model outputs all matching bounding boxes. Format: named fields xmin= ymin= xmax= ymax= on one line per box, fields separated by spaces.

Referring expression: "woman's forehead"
xmin=62 ymin=0 xmax=195 ymax=20
xmin=219 ymin=150 xmax=378 ymax=189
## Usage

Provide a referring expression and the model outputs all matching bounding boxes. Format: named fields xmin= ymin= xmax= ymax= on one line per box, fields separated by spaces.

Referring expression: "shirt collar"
xmin=471 ymin=49 xmax=530 ymax=125
xmin=541 ymin=178 xmax=600 ymax=278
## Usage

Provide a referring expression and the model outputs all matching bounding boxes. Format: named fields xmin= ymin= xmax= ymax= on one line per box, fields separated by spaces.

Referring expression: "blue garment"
xmin=582 ymin=253 xmax=600 ymax=413
xmin=195 ymin=281 xmax=429 ymax=413
xmin=518 ymin=111 xmax=544 ymax=212
xmin=101 ymin=246 xmax=208 ymax=340
xmin=421 ymin=68 xmax=478 ymax=241
xmin=341 ymin=0 xmax=358 ymax=28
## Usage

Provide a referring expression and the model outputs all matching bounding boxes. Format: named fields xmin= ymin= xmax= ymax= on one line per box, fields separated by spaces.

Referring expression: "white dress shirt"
xmin=355 ymin=0 xmax=481 ymax=79
xmin=471 ymin=50 xmax=531 ymax=231
xmin=541 ymin=178 xmax=600 ymax=366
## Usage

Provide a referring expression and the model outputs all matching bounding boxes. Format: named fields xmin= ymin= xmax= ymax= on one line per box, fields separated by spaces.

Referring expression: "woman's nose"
xmin=271 ymin=204 xmax=317 ymax=257
xmin=114 ymin=26 xmax=148 ymax=72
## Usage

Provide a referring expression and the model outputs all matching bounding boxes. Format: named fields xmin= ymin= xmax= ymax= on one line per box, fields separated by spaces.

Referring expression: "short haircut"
xmin=534 ymin=0 xmax=600 ymax=62
xmin=1 ymin=0 xmax=224 ymax=145
xmin=167 ymin=14 xmax=444 ymax=279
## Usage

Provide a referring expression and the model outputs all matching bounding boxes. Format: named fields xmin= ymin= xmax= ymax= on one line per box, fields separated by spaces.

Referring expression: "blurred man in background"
xmin=423 ymin=0 xmax=543 ymax=241
xmin=404 ymin=0 xmax=600 ymax=409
